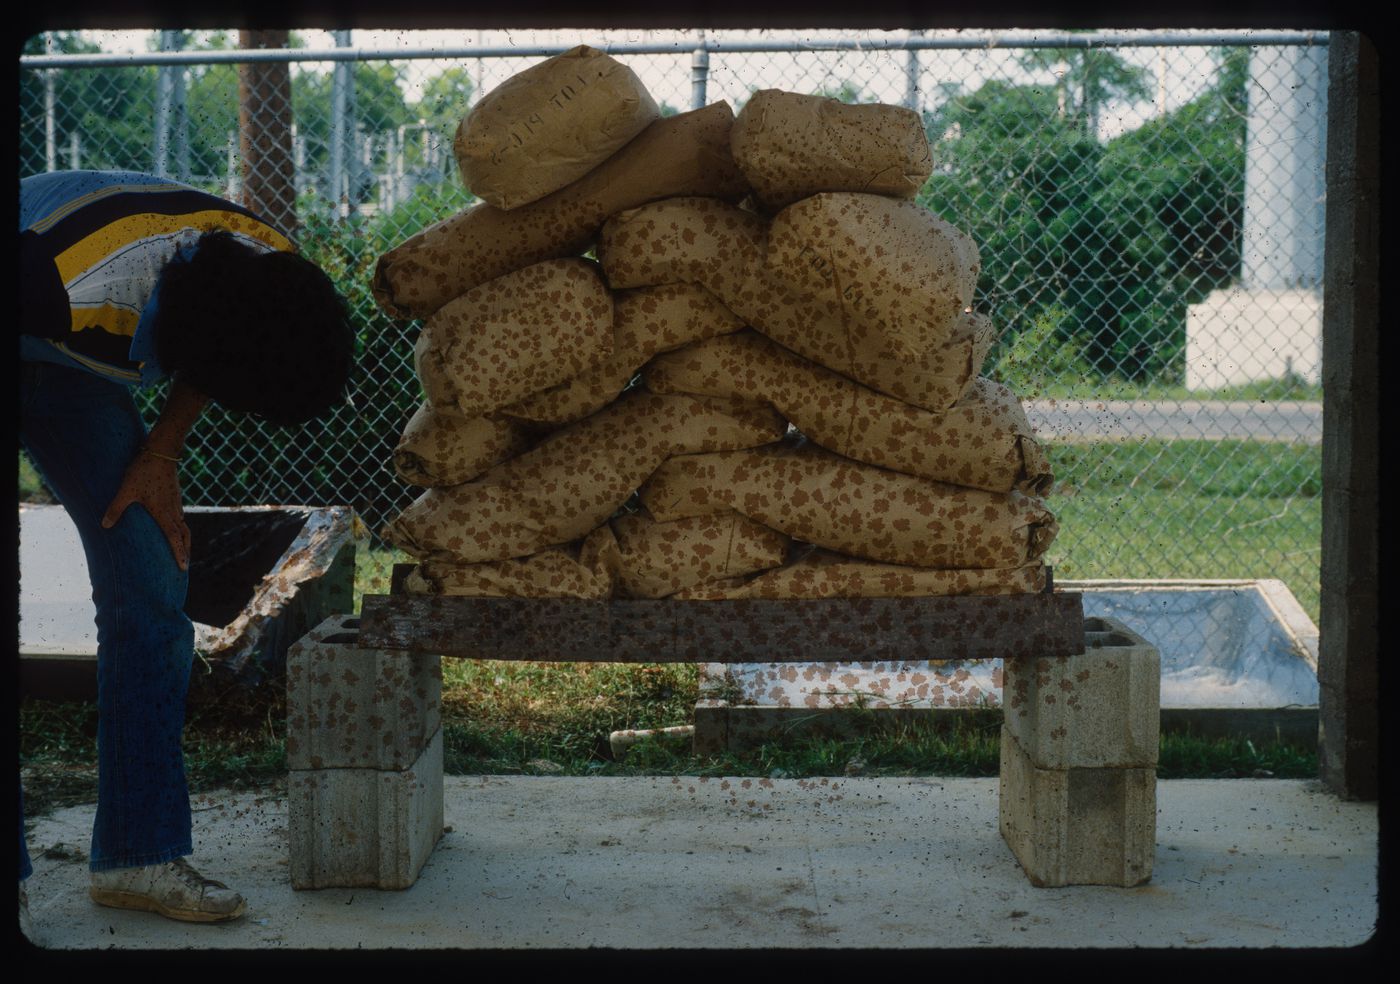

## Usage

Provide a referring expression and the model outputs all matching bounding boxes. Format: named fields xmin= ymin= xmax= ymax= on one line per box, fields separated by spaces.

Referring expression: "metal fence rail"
xmin=18 ymin=29 xmax=1328 ymax=620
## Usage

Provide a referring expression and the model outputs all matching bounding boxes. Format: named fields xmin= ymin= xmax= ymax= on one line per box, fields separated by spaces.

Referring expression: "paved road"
xmin=1023 ymin=400 xmax=1323 ymax=443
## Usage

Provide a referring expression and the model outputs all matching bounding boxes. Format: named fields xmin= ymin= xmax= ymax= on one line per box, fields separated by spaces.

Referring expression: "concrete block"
xmin=286 ymin=614 xmax=442 ymax=771
xmin=998 ymin=728 xmax=1155 ymax=888
xmin=1002 ymin=616 xmax=1160 ymax=770
xmin=692 ymin=699 xmax=729 ymax=756
xmin=289 ymin=728 xmax=445 ymax=890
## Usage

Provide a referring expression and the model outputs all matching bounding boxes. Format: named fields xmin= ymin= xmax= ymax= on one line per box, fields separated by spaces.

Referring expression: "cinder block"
xmin=998 ymin=728 xmax=1155 ymax=888
xmin=286 ymin=614 xmax=442 ymax=771
xmin=289 ymin=728 xmax=445 ymax=890
xmin=692 ymin=699 xmax=729 ymax=756
xmin=1002 ymin=616 xmax=1160 ymax=770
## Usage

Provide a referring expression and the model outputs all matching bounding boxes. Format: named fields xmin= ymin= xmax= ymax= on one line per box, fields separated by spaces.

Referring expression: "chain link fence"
xmin=19 ymin=29 xmax=1327 ymax=619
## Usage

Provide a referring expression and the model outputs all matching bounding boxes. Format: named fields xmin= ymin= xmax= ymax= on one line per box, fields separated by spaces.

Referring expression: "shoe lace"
xmin=169 ymin=857 xmax=229 ymax=892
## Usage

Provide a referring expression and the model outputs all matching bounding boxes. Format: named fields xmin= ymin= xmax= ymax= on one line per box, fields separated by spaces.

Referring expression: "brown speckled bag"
xmin=501 ymin=283 xmax=744 ymax=427
xmin=414 ymin=258 xmax=613 ymax=420
xmin=598 ymin=196 xmax=994 ymax=411
xmin=374 ymin=102 xmax=750 ymax=320
xmin=730 ymin=90 xmax=933 ymax=211
xmin=673 ymin=546 xmax=1047 ymax=599
xmin=455 ymin=45 xmax=659 ymax=211
xmin=645 ymin=331 xmax=1051 ymax=494
xmin=403 ymin=525 xmax=622 ymax=598
xmin=393 ymin=403 xmax=538 ymax=488
xmin=764 ymin=192 xmax=980 ymax=360
xmin=611 ymin=508 xmax=791 ymax=599
xmin=639 ymin=441 xmax=1057 ymax=569
xmin=382 ymin=391 xmax=786 ymax=565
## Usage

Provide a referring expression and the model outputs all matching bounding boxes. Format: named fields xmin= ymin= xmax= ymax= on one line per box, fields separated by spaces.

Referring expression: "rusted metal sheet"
xmin=193 ymin=505 xmax=358 ymax=683
xmin=357 ymin=591 xmax=1085 ymax=663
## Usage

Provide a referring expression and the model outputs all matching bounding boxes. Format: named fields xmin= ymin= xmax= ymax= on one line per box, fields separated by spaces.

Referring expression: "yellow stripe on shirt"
xmin=51 ymin=342 xmax=142 ymax=383
xmin=54 ymin=210 xmax=294 ymax=283
xmin=69 ymin=304 xmax=142 ymax=338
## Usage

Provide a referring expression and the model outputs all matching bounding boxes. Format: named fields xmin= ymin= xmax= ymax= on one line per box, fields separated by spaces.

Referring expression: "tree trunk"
xmin=238 ymin=30 xmax=297 ymax=240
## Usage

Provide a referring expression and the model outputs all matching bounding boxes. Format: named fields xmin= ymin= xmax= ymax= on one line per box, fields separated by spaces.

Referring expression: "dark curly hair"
xmin=152 ymin=231 xmax=354 ymax=426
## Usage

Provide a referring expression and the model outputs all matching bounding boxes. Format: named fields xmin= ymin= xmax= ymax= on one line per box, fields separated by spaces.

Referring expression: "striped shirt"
xmin=19 ymin=170 xmax=293 ymax=385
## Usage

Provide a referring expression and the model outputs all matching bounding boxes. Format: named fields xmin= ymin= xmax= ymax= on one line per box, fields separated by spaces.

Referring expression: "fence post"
xmin=69 ymin=130 xmax=80 ymax=170
xmin=691 ymin=32 xmax=709 ymax=111
xmin=153 ymin=31 xmax=191 ymax=181
xmin=226 ymin=130 xmax=239 ymax=199
xmin=173 ymin=38 xmax=189 ymax=181
xmin=905 ymin=30 xmax=921 ymax=112
xmin=331 ymin=29 xmax=353 ymax=217
xmin=354 ymin=122 xmax=371 ymax=212
xmin=292 ymin=123 xmax=305 ymax=197
xmin=154 ymin=30 xmax=175 ymax=176
xmin=44 ymin=34 xmax=57 ymax=172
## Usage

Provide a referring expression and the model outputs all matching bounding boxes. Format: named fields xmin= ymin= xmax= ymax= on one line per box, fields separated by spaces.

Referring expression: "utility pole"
xmin=238 ymin=29 xmax=297 ymax=238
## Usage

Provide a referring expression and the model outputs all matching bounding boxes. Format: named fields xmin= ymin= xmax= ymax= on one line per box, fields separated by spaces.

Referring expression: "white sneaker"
xmin=89 ymin=857 xmax=246 ymax=923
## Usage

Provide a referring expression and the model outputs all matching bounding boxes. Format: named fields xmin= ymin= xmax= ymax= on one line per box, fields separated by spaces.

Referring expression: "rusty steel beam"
xmin=357 ymin=591 xmax=1085 ymax=663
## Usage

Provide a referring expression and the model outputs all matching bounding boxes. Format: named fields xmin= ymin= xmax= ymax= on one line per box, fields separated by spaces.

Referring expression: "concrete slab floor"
xmin=18 ymin=776 xmax=1376 ymax=952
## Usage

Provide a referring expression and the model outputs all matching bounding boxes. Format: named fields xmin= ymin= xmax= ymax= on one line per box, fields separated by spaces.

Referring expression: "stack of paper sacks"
xmin=374 ymin=53 xmax=1056 ymax=601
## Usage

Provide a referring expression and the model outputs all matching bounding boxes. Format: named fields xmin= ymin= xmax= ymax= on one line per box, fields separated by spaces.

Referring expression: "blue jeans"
xmin=19 ymin=361 xmax=194 ymax=877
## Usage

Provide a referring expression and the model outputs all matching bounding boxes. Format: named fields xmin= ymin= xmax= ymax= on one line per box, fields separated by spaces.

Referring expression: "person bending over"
xmin=19 ymin=170 xmax=354 ymax=926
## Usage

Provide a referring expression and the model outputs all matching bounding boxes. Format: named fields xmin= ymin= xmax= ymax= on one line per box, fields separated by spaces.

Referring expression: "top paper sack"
xmin=455 ymin=45 xmax=661 ymax=210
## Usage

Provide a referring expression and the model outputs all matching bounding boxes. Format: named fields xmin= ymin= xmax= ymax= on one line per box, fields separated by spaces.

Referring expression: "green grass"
xmin=1157 ymin=732 xmax=1316 ymax=780
xmin=1045 ymin=440 xmax=1321 ymax=622
xmin=20 ymin=695 xmax=288 ymax=817
xmin=18 ymin=450 xmax=55 ymax=503
xmin=18 ymin=436 xmax=1324 ymax=816
xmin=354 ymin=543 xmax=409 ymax=613
xmin=1014 ymin=376 xmax=1323 ymax=404
xmin=20 ymin=690 xmax=1316 ymax=820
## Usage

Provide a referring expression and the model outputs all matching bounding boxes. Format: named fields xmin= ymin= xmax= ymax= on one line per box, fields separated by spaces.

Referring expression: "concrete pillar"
xmin=1243 ymin=44 xmax=1328 ymax=291
xmin=1185 ymin=42 xmax=1329 ymax=391
xmin=287 ymin=614 xmax=445 ymax=889
xmin=998 ymin=618 xmax=1159 ymax=887
xmin=1318 ymin=32 xmax=1379 ymax=802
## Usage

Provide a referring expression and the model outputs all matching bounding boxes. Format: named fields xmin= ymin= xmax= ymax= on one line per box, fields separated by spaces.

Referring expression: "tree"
xmin=920 ymin=80 xmax=1103 ymax=338
xmin=815 ymin=80 xmax=877 ymax=105
xmin=184 ymin=47 xmax=239 ymax=186
xmin=19 ymin=33 xmax=157 ymax=175
xmin=238 ymin=29 xmax=297 ymax=238
xmin=1019 ymin=42 xmax=1152 ymax=139
xmin=414 ymin=66 xmax=474 ymax=142
xmin=918 ymin=48 xmax=1245 ymax=384
xmin=289 ymin=62 xmax=415 ymax=204
xmin=1075 ymin=46 xmax=1246 ymax=379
